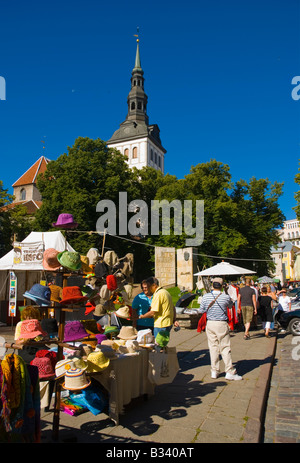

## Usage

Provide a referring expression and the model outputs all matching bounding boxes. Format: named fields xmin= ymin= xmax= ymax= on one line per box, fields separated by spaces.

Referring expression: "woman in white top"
xmin=277 ymin=288 xmax=291 ymax=312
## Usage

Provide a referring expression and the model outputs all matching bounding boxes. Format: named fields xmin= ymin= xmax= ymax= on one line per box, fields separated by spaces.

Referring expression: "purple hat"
xmin=52 ymin=213 xmax=78 ymax=229
xmin=63 ymin=320 xmax=89 ymax=342
xmin=95 ymin=333 xmax=107 ymax=344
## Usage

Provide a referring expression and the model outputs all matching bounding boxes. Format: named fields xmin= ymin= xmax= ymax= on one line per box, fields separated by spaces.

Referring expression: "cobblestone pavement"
xmin=263 ymin=331 xmax=300 ymax=443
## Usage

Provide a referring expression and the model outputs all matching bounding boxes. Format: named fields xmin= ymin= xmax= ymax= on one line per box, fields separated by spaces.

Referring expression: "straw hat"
xmin=80 ymin=256 xmax=94 ymax=274
xmin=62 ymin=368 xmax=91 ymax=391
xmin=115 ymin=305 xmax=131 ymax=320
xmin=86 ymin=351 xmax=110 ymax=373
xmin=49 ymin=285 xmax=63 ymax=303
xmin=55 ymin=359 xmax=74 ymax=378
xmin=30 ymin=356 xmax=56 ymax=380
xmin=117 ymin=326 xmax=137 ymax=340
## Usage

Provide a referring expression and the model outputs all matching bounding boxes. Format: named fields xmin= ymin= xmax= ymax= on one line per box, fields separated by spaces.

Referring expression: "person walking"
xmin=257 ymin=286 xmax=274 ymax=338
xmin=138 ymin=277 xmax=179 ymax=337
xmin=199 ymin=277 xmax=242 ymax=381
xmin=237 ymin=278 xmax=257 ymax=340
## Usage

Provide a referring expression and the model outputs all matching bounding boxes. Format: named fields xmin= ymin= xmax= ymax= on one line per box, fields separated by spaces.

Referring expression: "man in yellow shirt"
xmin=139 ymin=277 xmax=179 ymax=337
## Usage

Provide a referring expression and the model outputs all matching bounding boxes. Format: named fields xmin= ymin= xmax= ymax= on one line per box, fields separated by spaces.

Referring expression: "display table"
xmin=91 ymin=348 xmax=155 ymax=425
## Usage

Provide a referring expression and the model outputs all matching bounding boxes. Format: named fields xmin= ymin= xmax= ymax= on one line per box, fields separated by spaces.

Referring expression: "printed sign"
xmin=9 ymin=271 xmax=17 ymax=317
xmin=13 ymin=241 xmax=44 ymax=266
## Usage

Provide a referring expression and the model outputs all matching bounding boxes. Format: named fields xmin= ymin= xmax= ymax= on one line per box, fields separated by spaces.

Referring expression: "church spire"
xmin=126 ymin=35 xmax=148 ymax=124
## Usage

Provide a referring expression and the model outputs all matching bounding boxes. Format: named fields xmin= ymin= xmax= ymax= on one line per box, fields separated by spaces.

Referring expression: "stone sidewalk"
xmin=0 ymin=322 xmax=279 ymax=444
xmin=25 ymin=325 xmax=276 ymax=444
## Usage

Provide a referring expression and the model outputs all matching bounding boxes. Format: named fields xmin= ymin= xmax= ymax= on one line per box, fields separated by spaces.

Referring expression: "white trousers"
xmin=206 ymin=320 xmax=236 ymax=374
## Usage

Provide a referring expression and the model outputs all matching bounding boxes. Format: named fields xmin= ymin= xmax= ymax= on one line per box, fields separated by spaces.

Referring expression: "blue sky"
xmin=0 ymin=0 xmax=299 ymax=221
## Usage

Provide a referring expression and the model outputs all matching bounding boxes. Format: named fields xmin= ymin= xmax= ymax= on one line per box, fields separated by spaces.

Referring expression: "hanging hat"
xmin=99 ymin=284 xmax=112 ymax=300
xmin=104 ymin=325 xmax=119 ymax=336
xmin=86 ymin=248 xmax=101 ymax=265
xmin=117 ymin=326 xmax=138 ymax=340
xmin=94 ymin=303 xmax=107 ymax=317
xmin=49 ymin=285 xmax=63 ymax=303
xmin=63 ymin=368 xmax=91 ymax=391
xmin=57 ymin=251 xmax=82 ymax=271
xmin=17 ymin=319 xmax=47 ymax=340
xmin=60 ymin=286 xmax=88 ymax=305
xmin=94 ymin=261 xmax=109 ymax=279
xmin=80 ymin=256 xmax=94 ymax=274
xmin=41 ymin=318 xmax=58 ymax=337
xmin=30 ymin=356 xmax=56 ymax=380
xmin=106 ymin=275 xmax=118 ymax=291
xmin=43 ymin=248 xmax=61 ymax=271
xmin=86 ymin=351 xmax=110 ymax=373
xmin=52 ymin=213 xmax=78 ymax=229
xmin=63 ymin=320 xmax=89 ymax=342
xmin=23 ymin=284 xmax=51 ymax=306
xmin=115 ymin=305 xmax=131 ymax=320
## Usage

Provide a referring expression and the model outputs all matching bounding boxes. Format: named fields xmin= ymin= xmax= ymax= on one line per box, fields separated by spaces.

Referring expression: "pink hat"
xmin=17 ymin=319 xmax=47 ymax=340
xmin=43 ymin=248 xmax=61 ymax=271
xmin=30 ymin=356 xmax=55 ymax=379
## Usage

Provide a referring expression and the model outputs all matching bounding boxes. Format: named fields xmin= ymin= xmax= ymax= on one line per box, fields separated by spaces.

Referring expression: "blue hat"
xmin=23 ymin=284 xmax=51 ymax=306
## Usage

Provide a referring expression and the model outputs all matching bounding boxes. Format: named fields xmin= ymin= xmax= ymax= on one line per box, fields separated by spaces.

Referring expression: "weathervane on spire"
xmin=133 ymin=26 xmax=140 ymax=42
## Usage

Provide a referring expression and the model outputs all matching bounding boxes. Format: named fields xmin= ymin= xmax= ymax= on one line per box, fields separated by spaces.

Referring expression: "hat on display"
xmin=23 ymin=284 xmax=51 ymax=306
xmin=57 ymin=251 xmax=82 ymax=271
xmin=52 ymin=213 xmax=78 ymax=229
xmin=80 ymin=256 xmax=94 ymax=274
xmin=67 ymin=356 xmax=88 ymax=371
xmin=49 ymin=285 xmax=63 ymax=303
xmin=86 ymin=351 xmax=110 ymax=373
xmin=86 ymin=248 xmax=101 ymax=265
xmin=63 ymin=368 xmax=91 ymax=391
xmin=30 ymin=356 xmax=56 ymax=380
xmin=43 ymin=248 xmax=61 ymax=271
xmin=41 ymin=318 xmax=58 ymax=338
xmin=137 ymin=329 xmax=154 ymax=344
xmin=117 ymin=326 xmax=138 ymax=340
xmin=94 ymin=303 xmax=107 ymax=317
xmin=106 ymin=275 xmax=118 ymax=291
xmin=104 ymin=325 xmax=119 ymax=336
xmin=115 ymin=305 xmax=131 ymax=320
xmin=97 ymin=345 xmax=117 ymax=358
xmin=17 ymin=319 xmax=47 ymax=340
xmin=55 ymin=359 xmax=74 ymax=378
xmin=94 ymin=261 xmax=109 ymax=279
xmin=60 ymin=286 xmax=88 ymax=305
xmin=63 ymin=320 xmax=89 ymax=342
xmin=95 ymin=333 xmax=107 ymax=344
xmin=125 ymin=340 xmax=140 ymax=353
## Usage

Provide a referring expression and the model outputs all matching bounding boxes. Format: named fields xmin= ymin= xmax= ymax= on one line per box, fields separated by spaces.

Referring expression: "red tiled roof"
xmin=12 ymin=156 xmax=50 ymax=187
xmin=0 ymin=200 xmax=42 ymax=214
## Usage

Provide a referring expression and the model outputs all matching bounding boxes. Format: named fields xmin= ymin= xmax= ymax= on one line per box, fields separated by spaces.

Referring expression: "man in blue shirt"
xmin=132 ymin=280 xmax=154 ymax=332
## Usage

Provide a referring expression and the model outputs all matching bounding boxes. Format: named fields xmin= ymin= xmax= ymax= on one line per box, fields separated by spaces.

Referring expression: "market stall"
xmin=0 ymin=223 xmax=179 ymax=442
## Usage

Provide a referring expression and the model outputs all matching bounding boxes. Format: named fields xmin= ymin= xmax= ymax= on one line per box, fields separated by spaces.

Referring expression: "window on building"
xmin=131 ymin=102 xmax=135 ymax=110
xmin=124 ymin=148 xmax=129 ymax=159
xmin=132 ymin=147 xmax=138 ymax=159
xmin=137 ymin=102 xmax=142 ymax=110
xmin=150 ymin=149 xmax=153 ymax=161
xmin=20 ymin=188 xmax=26 ymax=201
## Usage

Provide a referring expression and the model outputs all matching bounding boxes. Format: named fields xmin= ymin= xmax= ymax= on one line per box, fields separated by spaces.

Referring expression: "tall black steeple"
xmin=107 ymin=35 xmax=166 ymax=173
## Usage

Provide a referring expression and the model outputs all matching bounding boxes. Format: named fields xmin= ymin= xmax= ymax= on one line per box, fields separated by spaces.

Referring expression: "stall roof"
xmin=0 ymin=231 xmax=75 ymax=270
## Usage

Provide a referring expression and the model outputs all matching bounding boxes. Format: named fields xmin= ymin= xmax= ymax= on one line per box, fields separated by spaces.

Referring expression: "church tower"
xmin=107 ymin=37 xmax=166 ymax=173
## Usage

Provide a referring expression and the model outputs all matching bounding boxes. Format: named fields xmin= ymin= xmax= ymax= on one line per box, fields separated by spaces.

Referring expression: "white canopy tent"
xmin=194 ymin=261 xmax=256 ymax=277
xmin=0 ymin=231 xmax=75 ymax=302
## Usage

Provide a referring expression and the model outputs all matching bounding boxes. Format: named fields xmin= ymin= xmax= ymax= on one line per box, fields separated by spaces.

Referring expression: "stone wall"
xmin=155 ymin=247 xmax=176 ymax=288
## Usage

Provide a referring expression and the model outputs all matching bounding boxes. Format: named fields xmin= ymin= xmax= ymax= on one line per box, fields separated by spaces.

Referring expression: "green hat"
xmin=57 ymin=251 xmax=82 ymax=271
xmin=104 ymin=325 xmax=119 ymax=335
xmin=155 ymin=330 xmax=170 ymax=347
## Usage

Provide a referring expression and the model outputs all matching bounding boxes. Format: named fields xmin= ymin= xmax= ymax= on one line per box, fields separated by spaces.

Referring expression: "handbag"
xmin=148 ymin=347 xmax=179 ymax=385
